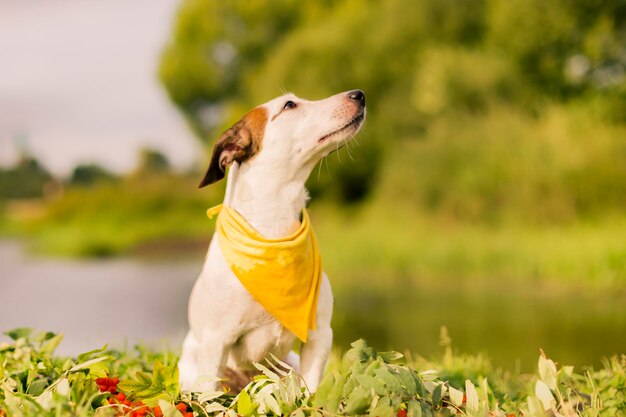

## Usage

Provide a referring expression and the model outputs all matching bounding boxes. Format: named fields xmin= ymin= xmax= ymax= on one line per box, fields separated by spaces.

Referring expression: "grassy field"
xmin=1 ymin=328 xmax=624 ymax=417
xmin=313 ymin=202 xmax=626 ymax=289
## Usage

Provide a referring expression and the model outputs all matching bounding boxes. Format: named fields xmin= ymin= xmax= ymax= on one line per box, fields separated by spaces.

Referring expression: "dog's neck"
xmin=224 ymin=163 xmax=312 ymax=238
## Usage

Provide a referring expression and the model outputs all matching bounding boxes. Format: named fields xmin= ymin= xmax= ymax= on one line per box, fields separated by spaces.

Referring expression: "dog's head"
xmin=199 ymin=90 xmax=366 ymax=187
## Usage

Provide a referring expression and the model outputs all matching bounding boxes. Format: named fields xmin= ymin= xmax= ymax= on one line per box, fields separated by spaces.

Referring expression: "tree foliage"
xmin=0 ymin=156 xmax=53 ymax=199
xmin=159 ymin=0 xmax=626 ymax=212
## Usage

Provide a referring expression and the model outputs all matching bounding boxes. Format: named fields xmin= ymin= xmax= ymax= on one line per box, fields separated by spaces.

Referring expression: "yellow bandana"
xmin=206 ymin=204 xmax=322 ymax=342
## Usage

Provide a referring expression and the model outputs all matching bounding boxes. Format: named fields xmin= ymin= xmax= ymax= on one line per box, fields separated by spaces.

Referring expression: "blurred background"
xmin=1 ymin=0 xmax=625 ymax=371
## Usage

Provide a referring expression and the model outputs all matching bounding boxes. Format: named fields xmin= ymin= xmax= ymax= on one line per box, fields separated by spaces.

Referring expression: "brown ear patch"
xmin=199 ymin=107 xmax=268 ymax=187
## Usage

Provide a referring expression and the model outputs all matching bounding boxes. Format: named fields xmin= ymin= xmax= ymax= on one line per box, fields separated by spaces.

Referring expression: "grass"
xmin=312 ymin=201 xmax=626 ymax=289
xmin=0 ymin=174 xmax=224 ymax=258
xmin=1 ymin=328 xmax=624 ymax=417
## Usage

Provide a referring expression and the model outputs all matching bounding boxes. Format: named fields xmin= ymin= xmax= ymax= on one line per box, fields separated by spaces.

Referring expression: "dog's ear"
xmin=199 ymin=107 xmax=267 ymax=188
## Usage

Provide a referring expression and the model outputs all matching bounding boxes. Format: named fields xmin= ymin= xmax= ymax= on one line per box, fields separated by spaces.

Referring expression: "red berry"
xmin=398 ymin=410 xmax=407 ymax=417
xmin=153 ymin=406 xmax=163 ymax=417
xmin=184 ymin=413 xmax=193 ymax=417
xmin=176 ymin=403 xmax=187 ymax=412
xmin=112 ymin=377 xmax=120 ymax=384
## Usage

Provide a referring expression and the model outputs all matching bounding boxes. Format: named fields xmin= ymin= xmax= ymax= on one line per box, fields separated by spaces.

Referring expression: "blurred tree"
xmin=159 ymin=0 xmax=626 ymax=215
xmin=0 ymin=156 xmax=53 ymax=199
xmin=68 ymin=164 xmax=117 ymax=187
xmin=135 ymin=149 xmax=171 ymax=174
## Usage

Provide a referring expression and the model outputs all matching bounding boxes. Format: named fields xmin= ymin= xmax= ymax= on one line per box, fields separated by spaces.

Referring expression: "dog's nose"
xmin=347 ymin=89 xmax=365 ymax=106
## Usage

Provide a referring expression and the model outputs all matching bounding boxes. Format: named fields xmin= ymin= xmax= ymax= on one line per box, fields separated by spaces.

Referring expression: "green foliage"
xmin=0 ymin=157 xmax=53 ymax=200
xmin=117 ymin=361 xmax=179 ymax=407
xmin=1 ymin=330 xmax=625 ymax=416
xmin=14 ymin=173 xmax=222 ymax=257
xmin=69 ymin=164 xmax=117 ymax=187
xmin=159 ymin=0 xmax=626 ymax=209
xmin=379 ymin=105 xmax=626 ymax=223
xmin=135 ymin=149 xmax=171 ymax=176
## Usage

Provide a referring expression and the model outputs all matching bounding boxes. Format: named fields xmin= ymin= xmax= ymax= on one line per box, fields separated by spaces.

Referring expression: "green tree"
xmin=0 ymin=156 xmax=53 ymax=200
xmin=159 ymin=0 xmax=626 ymax=212
xmin=68 ymin=164 xmax=117 ymax=187
xmin=135 ymin=149 xmax=171 ymax=175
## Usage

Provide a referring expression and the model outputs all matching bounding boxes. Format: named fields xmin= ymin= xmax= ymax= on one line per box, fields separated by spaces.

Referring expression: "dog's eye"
xmin=283 ymin=101 xmax=297 ymax=110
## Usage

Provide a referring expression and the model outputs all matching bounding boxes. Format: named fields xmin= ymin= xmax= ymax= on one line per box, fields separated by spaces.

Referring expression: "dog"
xmin=178 ymin=89 xmax=366 ymax=393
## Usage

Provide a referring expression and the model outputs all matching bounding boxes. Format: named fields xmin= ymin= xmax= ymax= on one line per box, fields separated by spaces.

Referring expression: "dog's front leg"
xmin=179 ymin=330 xmax=229 ymax=392
xmin=300 ymin=326 xmax=332 ymax=392
xmin=299 ymin=275 xmax=333 ymax=392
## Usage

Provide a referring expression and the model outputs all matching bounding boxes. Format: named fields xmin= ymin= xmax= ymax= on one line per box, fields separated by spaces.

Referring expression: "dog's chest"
xmin=188 ymin=236 xmax=294 ymax=345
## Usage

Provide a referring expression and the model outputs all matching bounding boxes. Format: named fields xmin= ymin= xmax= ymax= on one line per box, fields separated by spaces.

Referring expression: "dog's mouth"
xmin=318 ymin=112 xmax=365 ymax=143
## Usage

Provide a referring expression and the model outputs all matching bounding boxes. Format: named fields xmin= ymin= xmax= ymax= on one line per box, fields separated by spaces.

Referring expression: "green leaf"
xmin=197 ymin=390 xmax=224 ymax=403
xmin=118 ymin=378 xmax=151 ymax=394
xmin=117 ymin=366 xmax=176 ymax=408
xmin=26 ymin=379 xmax=48 ymax=396
xmin=152 ymin=360 xmax=180 ymax=400
xmin=369 ymin=400 xmax=395 ymax=417
xmin=40 ymin=334 xmax=64 ymax=354
xmin=535 ymin=380 xmax=555 ymax=411
xmin=343 ymin=385 xmax=372 ymax=415
xmin=158 ymin=399 xmax=182 ymax=417
xmin=4 ymin=328 xmax=33 ymax=341
xmin=407 ymin=399 xmax=422 ymax=417
xmin=77 ymin=345 xmax=108 ymax=362
xmin=448 ymin=386 xmax=464 ymax=407
xmin=253 ymin=362 xmax=280 ymax=381
xmin=431 ymin=383 xmax=443 ymax=406
xmin=202 ymin=402 xmax=228 ymax=413
xmin=397 ymin=368 xmax=419 ymax=395
xmin=291 ymin=409 xmax=306 ymax=417
xmin=262 ymin=392 xmax=283 ymax=415
xmin=465 ymin=380 xmax=479 ymax=412
xmin=313 ymin=371 xmax=343 ymax=412
xmin=378 ymin=351 xmax=405 ymax=364
xmin=538 ymin=354 xmax=557 ymax=390
xmin=348 ymin=339 xmax=375 ymax=363
xmin=69 ymin=356 xmax=113 ymax=373
xmin=236 ymin=389 xmax=254 ymax=416
xmin=374 ymin=367 xmax=403 ymax=393
xmin=356 ymin=373 xmax=386 ymax=395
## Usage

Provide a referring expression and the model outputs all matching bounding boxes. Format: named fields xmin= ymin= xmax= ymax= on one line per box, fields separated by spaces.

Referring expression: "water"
xmin=332 ymin=273 xmax=626 ymax=370
xmin=1 ymin=241 xmax=624 ymax=370
xmin=0 ymin=240 xmax=199 ymax=354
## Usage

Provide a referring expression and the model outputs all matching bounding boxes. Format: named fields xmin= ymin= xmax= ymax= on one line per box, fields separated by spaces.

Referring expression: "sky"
xmin=0 ymin=0 xmax=201 ymax=177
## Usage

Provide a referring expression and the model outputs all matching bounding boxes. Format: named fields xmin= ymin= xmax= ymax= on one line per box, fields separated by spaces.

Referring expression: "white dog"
xmin=178 ymin=90 xmax=366 ymax=393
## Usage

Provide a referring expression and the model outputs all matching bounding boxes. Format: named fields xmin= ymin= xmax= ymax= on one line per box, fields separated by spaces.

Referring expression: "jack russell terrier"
xmin=178 ymin=89 xmax=366 ymax=393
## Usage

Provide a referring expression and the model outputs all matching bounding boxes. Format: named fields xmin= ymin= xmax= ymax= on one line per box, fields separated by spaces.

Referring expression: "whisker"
xmin=317 ymin=157 xmax=323 ymax=180
xmin=345 ymin=141 xmax=355 ymax=161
